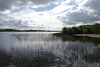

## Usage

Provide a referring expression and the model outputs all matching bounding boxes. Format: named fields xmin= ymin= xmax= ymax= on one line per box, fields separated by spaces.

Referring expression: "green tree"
xmin=67 ymin=28 xmax=74 ymax=34
xmin=62 ymin=27 xmax=68 ymax=34
xmin=83 ymin=29 xmax=88 ymax=34
xmin=72 ymin=27 xmax=79 ymax=34
xmin=61 ymin=23 xmax=100 ymax=34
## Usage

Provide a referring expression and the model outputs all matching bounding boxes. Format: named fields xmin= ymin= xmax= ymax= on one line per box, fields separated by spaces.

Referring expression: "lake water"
xmin=0 ymin=32 xmax=100 ymax=67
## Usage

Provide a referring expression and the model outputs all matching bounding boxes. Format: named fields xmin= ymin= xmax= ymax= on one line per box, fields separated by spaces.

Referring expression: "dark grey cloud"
xmin=84 ymin=0 xmax=100 ymax=12
xmin=84 ymin=0 xmax=100 ymax=15
xmin=0 ymin=0 xmax=58 ymax=11
xmin=29 ymin=0 xmax=57 ymax=5
xmin=60 ymin=9 xmax=99 ymax=25
xmin=0 ymin=0 xmax=14 ymax=11
xmin=59 ymin=0 xmax=100 ymax=26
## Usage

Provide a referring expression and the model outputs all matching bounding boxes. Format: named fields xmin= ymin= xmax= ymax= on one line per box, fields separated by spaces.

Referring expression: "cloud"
xmin=59 ymin=0 xmax=100 ymax=26
xmin=0 ymin=0 xmax=58 ymax=11
xmin=60 ymin=9 xmax=99 ymax=25
xmin=0 ymin=16 xmax=45 ymax=30
xmin=0 ymin=0 xmax=14 ymax=11
xmin=0 ymin=8 xmax=64 ymax=30
xmin=84 ymin=0 xmax=100 ymax=15
xmin=51 ymin=3 xmax=74 ymax=13
xmin=0 ymin=0 xmax=100 ymax=30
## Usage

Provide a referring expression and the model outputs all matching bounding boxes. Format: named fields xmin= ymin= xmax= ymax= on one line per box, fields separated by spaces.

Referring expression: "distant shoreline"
xmin=0 ymin=29 xmax=60 ymax=32
xmin=74 ymin=34 xmax=100 ymax=38
xmin=0 ymin=31 xmax=60 ymax=32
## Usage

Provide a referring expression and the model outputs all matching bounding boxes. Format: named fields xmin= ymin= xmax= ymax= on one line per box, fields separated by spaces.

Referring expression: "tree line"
xmin=62 ymin=23 xmax=100 ymax=34
xmin=0 ymin=29 xmax=20 ymax=32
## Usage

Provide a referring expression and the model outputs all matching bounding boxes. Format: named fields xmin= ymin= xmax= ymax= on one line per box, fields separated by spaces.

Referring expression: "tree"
xmin=67 ymin=28 xmax=74 ymax=34
xmin=72 ymin=27 xmax=79 ymax=34
xmin=62 ymin=27 xmax=68 ymax=34
xmin=61 ymin=23 xmax=100 ymax=34
xmin=83 ymin=29 xmax=88 ymax=34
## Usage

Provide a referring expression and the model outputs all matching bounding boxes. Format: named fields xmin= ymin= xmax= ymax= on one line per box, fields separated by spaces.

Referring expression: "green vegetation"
xmin=0 ymin=29 xmax=20 ymax=32
xmin=53 ymin=33 xmax=100 ymax=45
xmin=62 ymin=23 xmax=100 ymax=34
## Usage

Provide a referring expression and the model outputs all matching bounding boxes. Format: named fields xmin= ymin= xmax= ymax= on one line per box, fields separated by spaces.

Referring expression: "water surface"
xmin=0 ymin=32 xmax=100 ymax=67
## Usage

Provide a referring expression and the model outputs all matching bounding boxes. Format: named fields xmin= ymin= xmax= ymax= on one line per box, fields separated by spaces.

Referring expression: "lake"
xmin=0 ymin=32 xmax=100 ymax=67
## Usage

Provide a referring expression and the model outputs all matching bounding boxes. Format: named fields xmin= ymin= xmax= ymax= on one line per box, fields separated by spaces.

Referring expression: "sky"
xmin=0 ymin=0 xmax=100 ymax=31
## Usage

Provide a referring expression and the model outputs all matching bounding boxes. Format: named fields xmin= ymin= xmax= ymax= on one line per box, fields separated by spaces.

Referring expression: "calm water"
xmin=0 ymin=32 xmax=100 ymax=67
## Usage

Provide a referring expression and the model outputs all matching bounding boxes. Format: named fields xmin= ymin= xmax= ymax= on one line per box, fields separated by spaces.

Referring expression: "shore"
xmin=74 ymin=34 xmax=100 ymax=38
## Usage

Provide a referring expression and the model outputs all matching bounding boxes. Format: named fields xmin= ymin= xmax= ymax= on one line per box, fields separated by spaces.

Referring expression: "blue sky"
xmin=0 ymin=0 xmax=100 ymax=30
xmin=31 ymin=3 xmax=58 ymax=12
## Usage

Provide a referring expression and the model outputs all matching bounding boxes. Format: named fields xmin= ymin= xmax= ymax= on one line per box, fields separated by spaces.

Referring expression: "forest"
xmin=62 ymin=23 xmax=100 ymax=34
